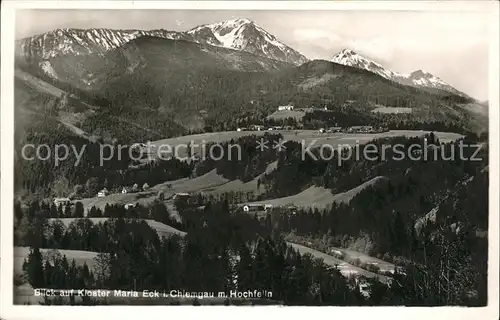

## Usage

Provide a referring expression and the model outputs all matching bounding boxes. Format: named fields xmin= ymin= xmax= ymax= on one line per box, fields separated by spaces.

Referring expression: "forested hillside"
xmin=16 ymin=35 xmax=483 ymax=134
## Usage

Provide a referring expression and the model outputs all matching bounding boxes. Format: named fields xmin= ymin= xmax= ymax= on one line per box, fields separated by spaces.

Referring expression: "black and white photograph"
xmin=1 ymin=0 xmax=498 ymax=318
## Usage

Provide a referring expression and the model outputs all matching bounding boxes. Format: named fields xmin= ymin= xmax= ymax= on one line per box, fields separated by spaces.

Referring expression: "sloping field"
xmin=48 ymin=218 xmax=187 ymax=238
xmin=76 ymin=169 xmax=228 ymax=214
xmin=15 ymin=69 xmax=65 ymax=97
xmin=149 ymin=131 xmax=268 ymax=160
xmin=330 ymin=176 xmax=387 ymax=203
xmin=334 ymin=130 xmax=462 ymax=144
xmin=252 ymin=186 xmax=336 ymax=210
xmin=76 ymin=191 xmax=155 ymax=214
xmin=143 ymin=219 xmax=187 ymax=238
xmin=245 ymin=176 xmax=385 ymax=210
xmin=14 ymin=246 xmax=99 ymax=277
xmin=205 ymin=161 xmax=278 ymax=195
xmin=17 ymin=108 xmax=95 ymax=143
xmin=153 ymin=169 xmax=229 ymax=194
xmin=287 ymin=242 xmax=390 ymax=283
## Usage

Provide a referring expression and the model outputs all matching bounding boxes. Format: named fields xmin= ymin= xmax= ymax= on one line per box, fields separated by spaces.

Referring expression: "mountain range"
xmin=16 ymin=18 xmax=307 ymax=66
xmin=330 ymin=49 xmax=465 ymax=96
xmin=16 ymin=17 xmax=467 ymax=96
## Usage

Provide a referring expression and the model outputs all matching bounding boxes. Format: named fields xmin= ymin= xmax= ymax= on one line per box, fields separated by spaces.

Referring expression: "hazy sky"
xmin=16 ymin=9 xmax=491 ymax=100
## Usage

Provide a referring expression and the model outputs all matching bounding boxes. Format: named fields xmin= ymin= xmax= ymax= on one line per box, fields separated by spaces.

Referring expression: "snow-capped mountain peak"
xmin=223 ymin=17 xmax=254 ymax=27
xmin=187 ymin=18 xmax=308 ymax=65
xmin=15 ymin=28 xmax=186 ymax=61
xmin=331 ymin=48 xmax=403 ymax=80
xmin=405 ymin=69 xmax=463 ymax=94
xmin=408 ymin=69 xmax=444 ymax=84
xmin=331 ymin=48 xmax=463 ymax=95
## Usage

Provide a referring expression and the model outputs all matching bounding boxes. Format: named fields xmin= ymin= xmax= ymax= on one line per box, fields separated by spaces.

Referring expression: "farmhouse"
xmin=249 ymin=125 xmax=265 ymax=131
xmin=241 ymin=204 xmax=273 ymax=212
xmin=53 ymin=197 xmax=71 ymax=207
xmin=97 ymin=188 xmax=109 ymax=197
xmin=277 ymin=105 xmax=294 ymax=111
xmin=347 ymin=126 xmax=374 ymax=133
xmin=173 ymin=192 xmax=191 ymax=200
xmin=124 ymin=203 xmax=136 ymax=210
xmin=328 ymin=127 xmax=342 ymax=133
xmin=242 ymin=204 xmax=265 ymax=212
xmin=122 ymin=184 xmax=140 ymax=194
xmin=347 ymin=126 xmax=362 ymax=133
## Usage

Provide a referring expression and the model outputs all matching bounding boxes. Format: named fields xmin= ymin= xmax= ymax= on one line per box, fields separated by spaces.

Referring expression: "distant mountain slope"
xmin=259 ymin=59 xmax=473 ymax=122
xmin=34 ymin=35 xmax=290 ymax=90
xmin=16 ymin=18 xmax=307 ymax=66
xmin=16 ymin=28 xmax=191 ymax=63
xmin=18 ymin=35 xmax=292 ymax=128
xmin=14 ymin=66 xmax=186 ymax=146
xmin=331 ymin=49 xmax=466 ymax=96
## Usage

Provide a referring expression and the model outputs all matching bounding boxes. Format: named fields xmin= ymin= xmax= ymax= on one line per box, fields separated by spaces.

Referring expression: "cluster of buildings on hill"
xmin=235 ymin=104 xmax=389 ymax=133
xmin=53 ymin=183 xmax=153 ymax=207
xmin=318 ymin=125 xmax=389 ymax=134
xmin=120 ymin=183 xmax=150 ymax=195
xmin=237 ymin=203 xmax=298 ymax=215
xmin=236 ymin=124 xmax=295 ymax=132
xmin=236 ymin=124 xmax=388 ymax=134
xmin=276 ymin=105 xmax=329 ymax=112
xmin=94 ymin=183 xmax=152 ymax=198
